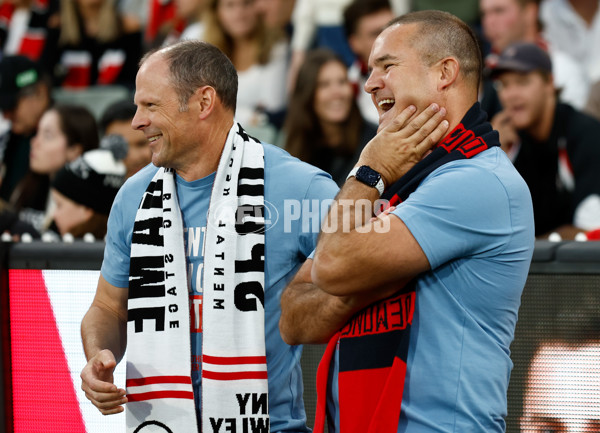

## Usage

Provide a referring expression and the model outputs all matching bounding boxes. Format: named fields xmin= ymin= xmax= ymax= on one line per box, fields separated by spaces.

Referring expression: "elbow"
xmin=278 ymin=292 xmax=302 ymax=346
xmin=279 ymin=318 xmax=301 ymax=346
xmin=312 ymin=250 xmax=350 ymax=296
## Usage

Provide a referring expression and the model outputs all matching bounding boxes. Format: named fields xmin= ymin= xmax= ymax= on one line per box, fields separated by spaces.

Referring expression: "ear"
xmin=437 ymin=57 xmax=460 ymax=91
xmin=192 ymin=85 xmax=218 ymax=120
xmin=66 ymin=143 xmax=83 ymax=161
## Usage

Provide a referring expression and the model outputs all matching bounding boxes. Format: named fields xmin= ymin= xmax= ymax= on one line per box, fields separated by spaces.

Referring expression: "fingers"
xmin=371 ymin=205 xmax=396 ymax=222
xmin=384 ymin=105 xmax=418 ymax=133
xmin=408 ymin=103 xmax=448 ymax=146
xmin=82 ymin=379 xmax=127 ymax=414
xmin=81 ymin=350 xmax=126 ymax=415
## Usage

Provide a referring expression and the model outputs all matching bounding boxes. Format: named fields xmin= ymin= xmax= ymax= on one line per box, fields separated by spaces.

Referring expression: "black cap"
xmin=0 ymin=56 xmax=43 ymax=111
xmin=490 ymin=42 xmax=552 ymax=78
xmin=52 ymin=142 xmax=127 ymax=216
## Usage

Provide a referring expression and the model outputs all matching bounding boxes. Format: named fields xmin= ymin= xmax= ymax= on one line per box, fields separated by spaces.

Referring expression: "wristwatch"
xmin=347 ymin=165 xmax=385 ymax=196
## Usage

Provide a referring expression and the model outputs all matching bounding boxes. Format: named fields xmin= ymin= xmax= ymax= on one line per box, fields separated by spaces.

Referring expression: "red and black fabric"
xmin=314 ymin=102 xmax=500 ymax=433
xmin=0 ymin=0 xmax=53 ymax=60
xmin=40 ymin=23 xmax=142 ymax=89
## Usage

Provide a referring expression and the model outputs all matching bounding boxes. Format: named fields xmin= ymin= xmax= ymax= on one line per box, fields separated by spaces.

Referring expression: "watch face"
xmin=356 ymin=165 xmax=381 ymax=187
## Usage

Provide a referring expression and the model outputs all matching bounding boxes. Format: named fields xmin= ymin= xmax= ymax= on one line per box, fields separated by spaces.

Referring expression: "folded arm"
xmin=280 ymin=259 xmax=408 ymax=345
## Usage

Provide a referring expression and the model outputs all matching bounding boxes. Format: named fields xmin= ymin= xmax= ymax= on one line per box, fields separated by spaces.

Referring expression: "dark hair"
xmin=284 ymin=49 xmax=363 ymax=163
xmin=388 ymin=10 xmax=483 ymax=90
xmin=343 ymin=0 xmax=392 ymax=38
xmin=141 ymin=40 xmax=238 ymax=112
xmin=53 ymin=104 xmax=99 ymax=152
xmin=10 ymin=104 xmax=99 ymax=214
xmin=68 ymin=212 xmax=110 ymax=239
xmin=99 ymin=98 xmax=137 ymax=133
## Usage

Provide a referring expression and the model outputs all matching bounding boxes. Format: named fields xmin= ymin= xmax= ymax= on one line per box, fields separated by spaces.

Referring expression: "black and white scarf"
xmin=126 ymin=123 xmax=269 ymax=433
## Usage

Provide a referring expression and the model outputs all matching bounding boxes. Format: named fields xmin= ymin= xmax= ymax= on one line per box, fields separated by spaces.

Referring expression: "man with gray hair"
xmin=80 ymin=40 xmax=338 ymax=432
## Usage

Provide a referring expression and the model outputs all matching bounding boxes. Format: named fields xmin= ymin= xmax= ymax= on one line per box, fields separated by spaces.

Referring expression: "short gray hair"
xmin=388 ymin=10 xmax=482 ymax=90
xmin=140 ymin=40 xmax=238 ymax=112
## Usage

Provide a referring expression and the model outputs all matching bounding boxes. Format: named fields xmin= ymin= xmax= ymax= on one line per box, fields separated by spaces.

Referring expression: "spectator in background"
xmin=491 ymin=42 xmax=600 ymax=239
xmin=480 ymin=0 xmax=589 ymax=110
xmin=202 ymin=0 xmax=289 ymax=138
xmin=99 ymin=99 xmax=151 ymax=178
xmin=143 ymin=0 xmax=179 ymax=48
xmin=0 ymin=0 xmax=58 ymax=60
xmin=0 ymin=55 xmax=52 ymax=201
xmin=520 ymin=305 xmax=600 ymax=432
xmin=39 ymin=0 xmax=142 ymax=89
xmin=51 ymin=139 xmax=126 ymax=239
xmin=10 ymin=104 xmax=98 ymax=234
xmin=173 ymin=0 xmax=207 ymax=42
xmin=343 ymin=0 xmax=394 ymax=126
xmin=539 ymin=0 xmax=600 ymax=86
xmin=255 ymin=0 xmax=295 ymax=38
xmin=284 ymin=49 xmax=376 ymax=185
xmin=287 ymin=0 xmax=354 ymax=93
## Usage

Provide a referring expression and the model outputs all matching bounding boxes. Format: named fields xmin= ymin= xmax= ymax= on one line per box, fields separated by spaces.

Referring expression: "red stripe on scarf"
xmin=202 ymin=371 xmax=269 ymax=381
xmin=203 ymin=355 xmax=267 ymax=365
xmin=126 ymin=375 xmax=192 ymax=387
xmin=127 ymin=390 xmax=194 ymax=402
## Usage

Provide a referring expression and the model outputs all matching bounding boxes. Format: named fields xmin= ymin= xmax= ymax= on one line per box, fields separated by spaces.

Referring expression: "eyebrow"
xmin=372 ymin=54 xmax=399 ymax=67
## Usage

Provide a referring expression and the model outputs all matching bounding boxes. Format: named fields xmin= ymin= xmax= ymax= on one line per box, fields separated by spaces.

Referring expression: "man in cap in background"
xmin=99 ymin=99 xmax=151 ymax=179
xmin=0 ymin=55 xmax=52 ymax=200
xmin=491 ymin=42 xmax=600 ymax=239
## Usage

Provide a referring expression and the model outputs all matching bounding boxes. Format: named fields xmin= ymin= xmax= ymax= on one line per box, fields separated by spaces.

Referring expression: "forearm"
xmin=280 ymin=281 xmax=361 ymax=345
xmin=313 ymin=180 xmax=389 ymax=294
xmin=312 ymin=105 xmax=446 ymax=295
xmin=81 ymin=302 xmax=127 ymax=363
xmin=280 ymin=260 xmax=404 ymax=345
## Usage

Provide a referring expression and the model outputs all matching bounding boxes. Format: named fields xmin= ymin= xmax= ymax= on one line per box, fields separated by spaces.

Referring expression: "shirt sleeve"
xmin=298 ymin=172 xmax=339 ymax=258
xmin=391 ymin=161 xmax=513 ymax=269
xmin=100 ymin=186 xmax=133 ymax=288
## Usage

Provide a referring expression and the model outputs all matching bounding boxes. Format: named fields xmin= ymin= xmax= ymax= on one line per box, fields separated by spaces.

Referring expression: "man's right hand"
xmin=81 ymin=349 xmax=127 ymax=415
xmin=491 ymin=110 xmax=519 ymax=155
xmin=357 ymin=103 xmax=449 ymax=187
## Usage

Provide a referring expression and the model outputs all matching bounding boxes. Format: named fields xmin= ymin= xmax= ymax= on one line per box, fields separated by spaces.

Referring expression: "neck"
xmin=79 ymin=4 xmax=102 ymax=35
xmin=232 ymin=37 xmax=257 ymax=71
xmin=177 ymin=116 xmax=234 ymax=181
xmin=435 ymin=89 xmax=477 ymax=140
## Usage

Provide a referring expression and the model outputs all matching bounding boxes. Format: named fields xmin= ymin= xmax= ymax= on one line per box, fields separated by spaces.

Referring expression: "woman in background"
xmin=202 ymin=0 xmax=288 ymax=136
xmin=51 ymin=138 xmax=126 ymax=239
xmin=9 ymin=104 xmax=99 ymax=234
xmin=284 ymin=48 xmax=377 ymax=185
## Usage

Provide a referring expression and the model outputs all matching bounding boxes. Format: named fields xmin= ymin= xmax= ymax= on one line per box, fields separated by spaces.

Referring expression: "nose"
xmin=30 ymin=132 xmax=40 ymax=149
xmin=131 ymin=107 xmax=148 ymax=131
xmin=364 ymin=70 xmax=381 ymax=95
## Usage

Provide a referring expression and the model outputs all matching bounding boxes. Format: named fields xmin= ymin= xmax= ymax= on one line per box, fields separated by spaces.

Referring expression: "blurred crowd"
xmin=1 ymin=0 xmax=600 ymax=240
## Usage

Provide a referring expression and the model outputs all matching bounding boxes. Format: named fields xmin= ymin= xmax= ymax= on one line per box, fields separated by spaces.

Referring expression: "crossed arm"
xmin=279 ymin=104 xmax=449 ymax=345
